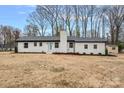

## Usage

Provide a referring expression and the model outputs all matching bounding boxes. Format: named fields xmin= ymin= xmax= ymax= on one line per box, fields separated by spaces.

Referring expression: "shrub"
xmin=105 ymin=48 xmax=108 ymax=55
xmin=118 ymin=43 xmax=124 ymax=52
xmin=90 ymin=53 xmax=93 ymax=55
xmin=41 ymin=51 xmax=46 ymax=54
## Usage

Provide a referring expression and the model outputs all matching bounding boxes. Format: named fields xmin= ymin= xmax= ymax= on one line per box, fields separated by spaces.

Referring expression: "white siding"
xmin=18 ymin=42 xmax=48 ymax=53
xmin=67 ymin=42 xmax=74 ymax=53
xmin=18 ymin=42 xmax=61 ymax=53
xmin=18 ymin=42 xmax=105 ymax=55
xmin=75 ymin=43 xmax=105 ymax=55
xmin=50 ymin=42 xmax=60 ymax=53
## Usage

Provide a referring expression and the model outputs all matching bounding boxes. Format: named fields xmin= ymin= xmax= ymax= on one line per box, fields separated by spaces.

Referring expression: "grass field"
xmin=0 ymin=52 xmax=124 ymax=88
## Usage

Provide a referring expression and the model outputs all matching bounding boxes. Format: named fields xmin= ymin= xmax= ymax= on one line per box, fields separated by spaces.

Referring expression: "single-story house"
xmin=16 ymin=30 xmax=107 ymax=55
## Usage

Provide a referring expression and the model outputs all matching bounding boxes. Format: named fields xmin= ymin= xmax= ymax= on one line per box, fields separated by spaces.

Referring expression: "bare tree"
xmin=79 ymin=5 xmax=91 ymax=38
xmin=27 ymin=11 xmax=47 ymax=36
xmin=24 ymin=24 xmax=39 ymax=37
xmin=36 ymin=5 xmax=58 ymax=36
xmin=65 ymin=6 xmax=73 ymax=36
xmin=25 ymin=5 xmax=123 ymax=44
xmin=0 ymin=25 xmax=21 ymax=51
xmin=94 ymin=6 xmax=108 ymax=38
xmin=73 ymin=5 xmax=80 ymax=37
xmin=113 ymin=6 xmax=124 ymax=43
xmin=105 ymin=5 xmax=124 ymax=44
xmin=13 ymin=28 xmax=20 ymax=40
xmin=58 ymin=6 xmax=66 ymax=30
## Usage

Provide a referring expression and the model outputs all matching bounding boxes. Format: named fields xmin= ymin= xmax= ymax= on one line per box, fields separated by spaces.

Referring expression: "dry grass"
xmin=0 ymin=52 xmax=124 ymax=88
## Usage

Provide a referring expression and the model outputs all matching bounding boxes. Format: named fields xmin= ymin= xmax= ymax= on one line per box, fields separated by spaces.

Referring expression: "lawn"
xmin=0 ymin=52 xmax=124 ymax=88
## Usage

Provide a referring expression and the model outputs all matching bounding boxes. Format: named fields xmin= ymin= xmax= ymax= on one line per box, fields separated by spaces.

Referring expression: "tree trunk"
xmin=82 ymin=17 xmax=84 ymax=38
xmin=115 ymin=26 xmax=120 ymax=44
xmin=51 ymin=22 xmax=54 ymax=36
xmin=102 ymin=17 xmax=105 ymax=38
xmin=90 ymin=5 xmax=93 ymax=38
xmin=111 ymin=30 xmax=114 ymax=44
xmin=84 ymin=19 xmax=87 ymax=38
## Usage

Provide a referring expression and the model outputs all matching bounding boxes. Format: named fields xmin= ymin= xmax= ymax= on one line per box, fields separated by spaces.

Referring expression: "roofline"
xmin=16 ymin=40 xmax=60 ymax=42
xmin=73 ymin=41 xmax=106 ymax=43
xmin=16 ymin=40 xmax=106 ymax=43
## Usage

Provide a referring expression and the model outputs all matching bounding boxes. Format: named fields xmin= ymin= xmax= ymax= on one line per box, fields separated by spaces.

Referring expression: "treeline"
xmin=25 ymin=5 xmax=124 ymax=44
xmin=0 ymin=25 xmax=21 ymax=51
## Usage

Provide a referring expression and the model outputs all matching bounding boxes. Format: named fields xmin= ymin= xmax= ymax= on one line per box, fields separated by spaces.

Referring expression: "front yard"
xmin=0 ymin=52 xmax=124 ymax=87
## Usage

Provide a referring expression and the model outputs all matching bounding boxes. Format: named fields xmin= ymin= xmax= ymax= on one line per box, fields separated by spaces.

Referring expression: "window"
xmin=94 ymin=44 xmax=97 ymax=49
xmin=84 ymin=44 xmax=88 ymax=49
xmin=39 ymin=42 xmax=42 ymax=46
xmin=69 ymin=43 xmax=73 ymax=48
xmin=112 ymin=47 xmax=116 ymax=50
xmin=55 ymin=42 xmax=59 ymax=48
xmin=34 ymin=42 xmax=37 ymax=46
xmin=24 ymin=43 xmax=28 ymax=48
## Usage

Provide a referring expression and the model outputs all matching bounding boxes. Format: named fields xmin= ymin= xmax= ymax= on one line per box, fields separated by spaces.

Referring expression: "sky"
xmin=0 ymin=5 xmax=36 ymax=31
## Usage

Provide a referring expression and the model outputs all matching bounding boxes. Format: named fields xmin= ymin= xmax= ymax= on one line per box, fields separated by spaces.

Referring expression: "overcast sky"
xmin=0 ymin=5 xmax=36 ymax=31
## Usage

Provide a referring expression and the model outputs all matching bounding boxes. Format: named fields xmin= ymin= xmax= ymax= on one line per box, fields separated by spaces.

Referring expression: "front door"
xmin=48 ymin=42 xmax=53 ymax=53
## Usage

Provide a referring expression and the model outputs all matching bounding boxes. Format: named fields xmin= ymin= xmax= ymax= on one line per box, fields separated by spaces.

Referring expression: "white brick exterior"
xmin=18 ymin=42 xmax=61 ymax=53
xmin=60 ymin=31 xmax=67 ymax=53
xmin=18 ymin=42 xmax=48 ymax=53
xmin=75 ymin=43 xmax=105 ymax=54
xmin=17 ymin=31 xmax=106 ymax=55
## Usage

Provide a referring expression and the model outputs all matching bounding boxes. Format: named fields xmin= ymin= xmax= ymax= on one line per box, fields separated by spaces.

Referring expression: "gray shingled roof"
xmin=16 ymin=36 xmax=107 ymax=42
xmin=67 ymin=36 xmax=106 ymax=42
xmin=16 ymin=36 xmax=60 ymax=41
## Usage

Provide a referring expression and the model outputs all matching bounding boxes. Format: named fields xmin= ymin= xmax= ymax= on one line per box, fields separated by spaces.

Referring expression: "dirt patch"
xmin=53 ymin=79 xmax=82 ymax=88
xmin=0 ymin=52 xmax=124 ymax=87
xmin=50 ymin=66 xmax=65 ymax=72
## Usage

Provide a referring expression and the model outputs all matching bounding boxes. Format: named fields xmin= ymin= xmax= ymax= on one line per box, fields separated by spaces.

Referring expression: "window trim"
xmin=94 ymin=44 xmax=97 ymax=49
xmin=55 ymin=42 xmax=59 ymax=48
xmin=39 ymin=42 xmax=42 ymax=46
xmin=34 ymin=42 xmax=37 ymax=46
xmin=84 ymin=44 xmax=88 ymax=49
xmin=69 ymin=42 xmax=73 ymax=48
xmin=24 ymin=43 xmax=28 ymax=48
